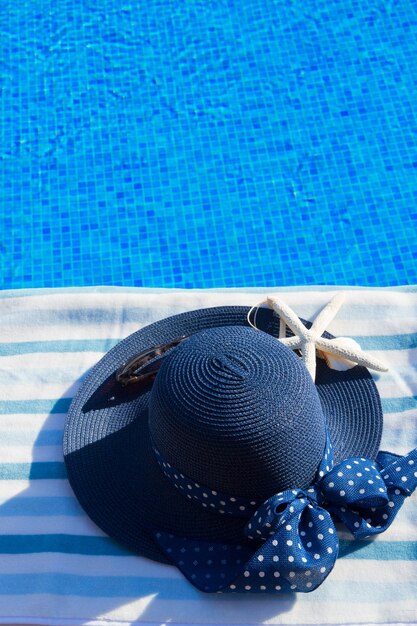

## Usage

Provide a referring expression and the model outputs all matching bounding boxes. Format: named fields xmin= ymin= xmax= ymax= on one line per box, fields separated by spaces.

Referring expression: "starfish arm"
xmin=279 ymin=318 xmax=286 ymax=339
xmin=267 ymin=296 xmax=309 ymax=337
xmin=278 ymin=335 xmax=303 ymax=350
xmin=310 ymin=292 xmax=346 ymax=337
xmin=302 ymin=339 xmax=317 ymax=380
xmin=317 ymin=337 xmax=388 ymax=372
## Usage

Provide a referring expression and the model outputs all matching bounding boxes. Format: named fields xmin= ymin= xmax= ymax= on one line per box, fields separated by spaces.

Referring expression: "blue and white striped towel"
xmin=0 ymin=286 xmax=416 ymax=626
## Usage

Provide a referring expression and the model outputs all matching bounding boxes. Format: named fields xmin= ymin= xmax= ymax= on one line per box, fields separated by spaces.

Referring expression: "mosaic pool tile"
xmin=1 ymin=0 xmax=416 ymax=288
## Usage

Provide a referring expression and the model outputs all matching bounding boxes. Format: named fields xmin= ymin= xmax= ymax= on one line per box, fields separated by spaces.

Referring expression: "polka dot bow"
xmin=152 ymin=446 xmax=417 ymax=593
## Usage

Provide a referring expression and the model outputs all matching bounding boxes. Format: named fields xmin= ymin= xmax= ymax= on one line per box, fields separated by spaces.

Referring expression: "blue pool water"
xmin=1 ymin=0 xmax=417 ymax=289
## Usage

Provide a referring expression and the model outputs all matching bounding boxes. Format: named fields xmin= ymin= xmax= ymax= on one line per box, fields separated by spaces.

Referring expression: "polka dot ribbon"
xmin=152 ymin=444 xmax=417 ymax=593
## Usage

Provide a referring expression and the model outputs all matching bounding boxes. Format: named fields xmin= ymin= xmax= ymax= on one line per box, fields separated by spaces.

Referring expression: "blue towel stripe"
xmin=0 ymin=497 xmax=84 ymax=517
xmin=0 ymin=395 xmax=415 ymax=418
xmin=1 ymin=333 xmax=417 ymax=357
xmin=0 ymin=534 xmax=414 ymax=561
xmin=0 ymin=535 xmax=132 ymax=556
xmin=1 ymin=573 xmax=415 ymax=601
xmin=0 ymin=399 xmax=72 ymax=415
xmin=0 ymin=339 xmax=120 ymax=356
xmin=380 ymin=396 xmax=417 ymax=414
xmin=0 ymin=463 xmax=67 ymax=480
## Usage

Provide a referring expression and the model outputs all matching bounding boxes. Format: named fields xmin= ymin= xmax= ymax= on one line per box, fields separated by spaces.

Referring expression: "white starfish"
xmin=266 ymin=292 xmax=388 ymax=381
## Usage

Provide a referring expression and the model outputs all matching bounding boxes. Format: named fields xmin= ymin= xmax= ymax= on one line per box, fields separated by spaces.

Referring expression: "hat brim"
xmin=63 ymin=305 xmax=383 ymax=564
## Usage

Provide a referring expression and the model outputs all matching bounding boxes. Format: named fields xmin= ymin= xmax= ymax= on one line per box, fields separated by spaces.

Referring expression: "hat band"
xmin=152 ymin=444 xmax=417 ymax=593
xmin=151 ymin=438 xmax=260 ymax=518
xmin=151 ymin=433 xmax=335 ymax=518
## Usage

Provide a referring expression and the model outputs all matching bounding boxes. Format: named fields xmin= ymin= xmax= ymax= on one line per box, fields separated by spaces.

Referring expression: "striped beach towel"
xmin=0 ymin=286 xmax=416 ymax=626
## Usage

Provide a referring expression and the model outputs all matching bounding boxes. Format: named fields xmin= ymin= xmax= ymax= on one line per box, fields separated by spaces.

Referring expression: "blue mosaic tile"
xmin=0 ymin=0 xmax=417 ymax=289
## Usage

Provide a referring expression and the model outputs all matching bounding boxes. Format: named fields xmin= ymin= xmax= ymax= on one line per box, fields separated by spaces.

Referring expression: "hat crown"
xmin=148 ymin=325 xmax=327 ymax=500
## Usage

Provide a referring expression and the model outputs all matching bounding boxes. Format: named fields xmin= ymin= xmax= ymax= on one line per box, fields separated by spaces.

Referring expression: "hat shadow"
xmin=1 ymin=385 xmax=297 ymax=624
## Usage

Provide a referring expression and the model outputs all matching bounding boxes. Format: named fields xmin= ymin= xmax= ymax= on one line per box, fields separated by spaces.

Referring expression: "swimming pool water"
xmin=1 ymin=0 xmax=417 ymax=289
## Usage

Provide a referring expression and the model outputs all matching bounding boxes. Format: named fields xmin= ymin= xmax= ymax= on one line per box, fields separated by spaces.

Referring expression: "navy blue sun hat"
xmin=63 ymin=303 xmax=417 ymax=594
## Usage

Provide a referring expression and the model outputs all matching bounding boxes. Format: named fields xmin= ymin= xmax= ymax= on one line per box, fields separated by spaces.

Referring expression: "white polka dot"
xmin=244 ymin=571 xmax=250 ymax=577
xmin=245 ymin=585 xmax=251 ymax=590
xmin=259 ymin=571 xmax=265 ymax=577
xmin=348 ymin=480 xmax=354 ymax=486
xmin=287 ymin=540 xmax=293 ymax=546
xmin=301 ymin=557 xmax=307 ymax=563
xmin=288 ymin=556 xmax=294 ymax=562
xmin=340 ymin=490 xmax=346 ymax=496
xmin=260 ymin=585 xmax=266 ymax=590
xmin=202 ymin=493 xmax=208 ymax=498
xmin=317 ymin=533 xmax=323 ymax=540
xmin=289 ymin=572 xmax=295 ymax=578
xmin=275 ymin=585 xmax=281 ymax=590
xmin=314 ymin=553 xmax=320 ymax=560
xmin=289 ymin=506 xmax=295 ymax=513
xmin=368 ymin=480 xmax=374 ymax=485
xmin=402 ymin=476 xmax=407 ymax=482
xmin=382 ymin=513 xmax=388 ymax=520
xmin=328 ymin=528 xmax=334 ymax=534
xmin=359 ymin=488 xmax=365 ymax=494
xmin=286 ymin=524 xmax=292 ymax=531
xmin=328 ymin=482 xmax=335 ymax=488
xmin=327 ymin=547 xmax=333 ymax=554
xmin=274 ymin=571 xmax=280 ymax=577
xmin=396 ymin=466 xmax=401 ymax=472
xmin=379 ymin=488 xmax=385 ymax=493
xmin=318 ymin=514 xmax=325 ymax=521
xmin=290 ymin=584 xmax=297 ymax=590
xmin=414 ymin=471 xmax=417 ymax=478
xmin=320 ymin=566 xmax=326 ymax=573
xmin=337 ymin=471 xmax=343 ymax=477
xmin=346 ymin=465 xmax=352 ymax=469
xmin=257 ymin=555 xmax=264 ymax=562
xmin=354 ymin=521 xmax=360 ymax=528
xmin=220 ymin=500 xmax=226 ymax=506
xmin=273 ymin=555 xmax=279 ymax=562
xmin=307 ymin=542 xmax=312 ymax=548
xmin=388 ymin=501 xmax=395 ymax=508
xmin=239 ymin=505 xmax=246 ymax=511
xmin=395 ymin=489 xmax=401 ymax=495
xmin=250 ymin=501 xmax=256 ymax=505
xmin=305 ymin=570 xmax=311 ymax=576
xmin=272 ymin=539 xmax=278 ymax=546
xmin=306 ymin=581 xmax=313 ymax=588
xmin=230 ymin=497 xmax=236 ymax=502
xmin=300 ymin=531 xmax=306 ymax=536
xmin=230 ymin=584 xmax=236 ymax=590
